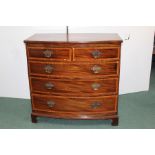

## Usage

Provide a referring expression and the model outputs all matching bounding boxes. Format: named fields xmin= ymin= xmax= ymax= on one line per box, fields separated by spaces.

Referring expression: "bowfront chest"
xmin=24 ymin=33 xmax=122 ymax=126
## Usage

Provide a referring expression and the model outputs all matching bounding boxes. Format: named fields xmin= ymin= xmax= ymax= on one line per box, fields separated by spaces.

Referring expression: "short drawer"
xmin=29 ymin=61 xmax=119 ymax=78
xmin=30 ymin=77 xmax=118 ymax=96
xmin=73 ymin=47 xmax=119 ymax=61
xmin=27 ymin=47 xmax=72 ymax=61
xmin=32 ymin=94 xmax=117 ymax=112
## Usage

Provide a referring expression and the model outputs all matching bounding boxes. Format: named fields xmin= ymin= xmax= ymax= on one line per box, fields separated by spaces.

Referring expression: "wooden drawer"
xmin=73 ymin=47 xmax=119 ymax=61
xmin=30 ymin=77 xmax=118 ymax=96
xmin=27 ymin=47 xmax=72 ymax=61
xmin=32 ymin=94 xmax=117 ymax=112
xmin=29 ymin=61 xmax=119 ymax=78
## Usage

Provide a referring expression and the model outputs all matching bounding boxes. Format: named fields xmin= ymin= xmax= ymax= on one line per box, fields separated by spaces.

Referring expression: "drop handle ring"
xmin=91 ymin=83 xmax=101 ymax=90
xmin=47 ymin=101 xmax=55 ymax=107
xmin=91 ymin=65 xmax=102 ymax=74
xmin=45 ymin=82 xmax=54 ymax=90
xmin=44 ymin=65 xmax=54 ymax=73
xmin=92 ymin=50 xmax=102 ymax=58
xmin=43 ymin=50 xmax=54 ymax=58
xmin=91 ymin=102 xmax=101 ymax=109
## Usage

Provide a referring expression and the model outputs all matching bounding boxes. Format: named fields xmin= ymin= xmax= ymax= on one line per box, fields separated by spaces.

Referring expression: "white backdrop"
xmin=0 ymin=26 xmax=154 ymax=99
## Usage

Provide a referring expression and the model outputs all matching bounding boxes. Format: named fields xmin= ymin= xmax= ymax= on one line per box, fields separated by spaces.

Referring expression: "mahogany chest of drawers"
xmin=24 ymin=33 xmax=122 ymax=126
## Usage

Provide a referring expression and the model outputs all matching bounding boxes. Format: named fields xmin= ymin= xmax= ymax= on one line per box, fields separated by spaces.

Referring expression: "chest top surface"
xmin=24 ymin=33 xmax=122 ymax=44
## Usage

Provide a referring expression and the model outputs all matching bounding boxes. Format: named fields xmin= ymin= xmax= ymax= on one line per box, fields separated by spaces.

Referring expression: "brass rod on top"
xmin=66 ymin=26 xmax=69 ymax=41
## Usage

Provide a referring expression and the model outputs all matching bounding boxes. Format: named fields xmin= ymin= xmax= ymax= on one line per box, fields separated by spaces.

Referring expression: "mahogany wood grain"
xmin=32 ymin=94 xmax=117 ymax=113
xmin=26 ymin=43 xmax=121 ymax=49
xmin=31 ymin=111 xmax=118 ymax=121
xmin=28 ymin=47 xmax=72 ymax=61
xmin=24 ymin=33 xmax=122 ymax=125
xmin=30 ymin=77 xmax=118 ymax=96
xmin=29 ymin=61 xmax=119 ymax=78
xmin=24 ymin=33 xmax=123 ymax=44
xmin=73 ymin=47 xmax=119 ymax=61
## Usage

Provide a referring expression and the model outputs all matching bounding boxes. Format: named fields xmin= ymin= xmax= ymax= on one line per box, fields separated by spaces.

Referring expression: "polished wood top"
xmin=24 ymin=33 xmax=123 ymax=44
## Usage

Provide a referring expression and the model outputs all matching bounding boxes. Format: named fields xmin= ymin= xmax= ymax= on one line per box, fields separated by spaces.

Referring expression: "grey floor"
xmin=0 ymin=63 xmax=155 ymax=129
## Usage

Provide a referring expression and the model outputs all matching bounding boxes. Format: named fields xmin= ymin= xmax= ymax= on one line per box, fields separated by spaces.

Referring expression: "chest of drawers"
xmin=24 ymin=33 xmax=122 ymax=126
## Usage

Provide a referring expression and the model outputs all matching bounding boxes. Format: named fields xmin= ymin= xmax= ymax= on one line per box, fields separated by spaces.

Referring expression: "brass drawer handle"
xmin=43 ymin=50 xmax=54 ymax=58
xmin=91 ymin=102 xmax=101 ymax=109
xmin=45 ymin=82 xmax=54 ymax=89
xmin=47 ymin=101 xmax=55 ymax=107
xmin=44 ymin=65 xmax=54 ymax=73
xmin=91 ymin=65 xmax=102 ymax=74
xmin=92 ymin=50 xmax=102 ymax=58
xmin=91 ymin=83 xmax=101 ymax=90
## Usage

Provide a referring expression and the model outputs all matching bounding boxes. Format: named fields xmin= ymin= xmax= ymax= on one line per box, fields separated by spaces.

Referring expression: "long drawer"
xmin=30 ymin=77 xmax=118 ymax=96
xmin=29 ymin=61 xmax=119 ymax=78
xmin=32 ymin=94 xmax=117 ymax=112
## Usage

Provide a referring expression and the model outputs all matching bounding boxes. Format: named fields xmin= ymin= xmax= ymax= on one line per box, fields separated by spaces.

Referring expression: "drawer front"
xmin=73 ymin=47 xmax=119 ymax=61
xmin=28 ymin=48 xmax=72 ymax=61
xmin=29 ymin=62 xmax=119 ymax=78
xmin=30 ymin=77 xmax=118 ymax=96
xmin=32 ymin=94 xmax=117 ymax=112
